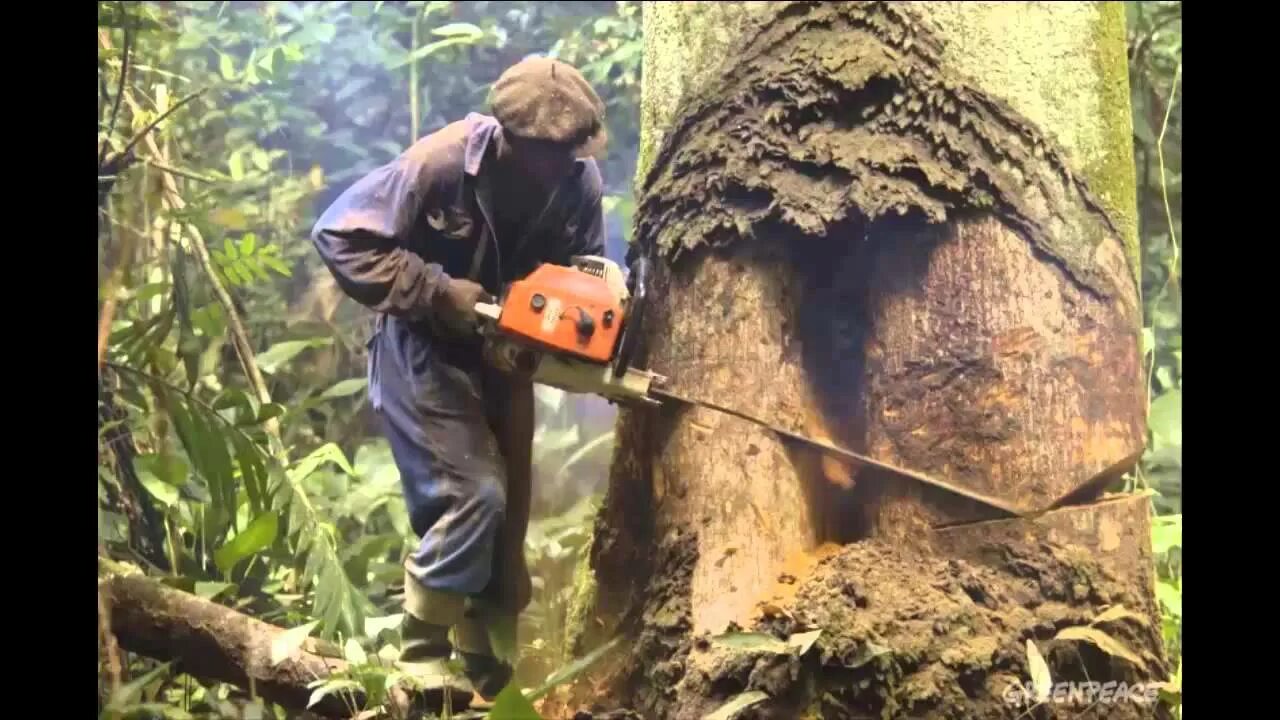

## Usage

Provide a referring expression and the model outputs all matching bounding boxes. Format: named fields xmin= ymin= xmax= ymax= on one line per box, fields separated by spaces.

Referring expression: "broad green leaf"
xmin=291 ymin=442 xmax=357 ymax=482
xmin=703 ymin=691 xmax=769 ymax=720
xmin=110 ymin=660 xmax=174 ymax=707
xmin=1148 ymin=389 xmax=1181 ymax=447
xmin=194 ymin=407 xmax=237 ymax=516
xmin=231 ymin=433 xmax=267 ymax=513
xmin=488 ymin=685 xmax=542 ymax=719
xmin=1053 ymin=626 xmax=1147 ymax=670
xmin=1156 ymin=580 xmax=1182 ymax=617
xmin=243 ymin=256 xmax=272 ymax=283
xmin=787 ymin=629 xmax=822 ymax=656
xmin=256 ymin=337 xmax=333 ymax=374
xmin=342 ymin=534 xmax=398 ymax=582
xmin=131 ymin=282 xmax=171 ymax=306
xmin=256 ymin=403 xmax=287 ymax=423
xmin=527 ymin=636 xmax=622 ymax=702
xmin=344 ymin=638 xmax=368 ymax=666
xmin=488 ymin=613 xmax=519 ymax=665
xmin=251 ymin=148 xmax=271 ymax=172
xmin=244 ymin=59 xmax=261 ymax=85
xmin=260 ymin=253 xmax=293 ymax=277
xmin=1025 ymin=639 xmax=1051 ymax=703
xmin=430 ymin=22 xmax=484 ymax=39
xmin=710 ymin=632 xmax=789 ymax=654
xmin=214 ymin=511 xmax=279 ymax=573
xmin=210 ymin=208 xmax=250 ymax=230
xmin=229 ymin=152 xmax=245 ymax=181
xmin=213 ymin=388 xmax=255 ymax=415
xmin=1146 ymin=444 xmax=1182 ymax=469
xmin=223 ymin=237 xmax=240 ymax=262
xmin=387 ymin=496 xmax=412 ymax=539
xmin=239 ymin=232 xmax=258 ymax=256
xmin=134 ymin=453 xmax=191 ymax=487
xmin=219 ymin=53 xmax=236 ymax=80
xmin=365 ymin=614 xmax=403 ymax=638
xmin=377 ymin=644 xmax=399 ymax=664
xmin=139 ymin=471 xmax=180 ymax=507
xmin=1152 ymin=515 xmax=1182 ymax=555
xmin=195 ymin=581 xmax=234 ymax=600
xmin=271 ymin=620 xmax=320 ymax=666
xmin=321 ymin=378 xmax=368 ymax=400
xmin=192 ymin=303 xmax=226 ymax=338
xmin=257 ymin=47 xmax=277 ymax=74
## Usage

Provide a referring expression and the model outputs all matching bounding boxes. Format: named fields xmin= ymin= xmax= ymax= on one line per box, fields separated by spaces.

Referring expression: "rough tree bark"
xmin=544 ymin=3 xmax=1167 ymax=719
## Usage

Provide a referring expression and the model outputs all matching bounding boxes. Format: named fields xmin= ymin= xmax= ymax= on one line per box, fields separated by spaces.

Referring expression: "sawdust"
xmin=723 ymin=540 xmax=1165 ymax=719
xmin=559 ymin=529 xmax=1169 ymax=720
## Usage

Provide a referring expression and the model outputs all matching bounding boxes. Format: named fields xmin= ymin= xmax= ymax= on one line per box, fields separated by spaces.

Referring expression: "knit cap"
xmin=489 ymin=56 xmax=607 ymax=158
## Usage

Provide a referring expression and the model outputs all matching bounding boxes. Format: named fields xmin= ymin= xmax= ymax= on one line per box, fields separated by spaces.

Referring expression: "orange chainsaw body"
xmin=497 ymin=263 xmax=625 ymax=364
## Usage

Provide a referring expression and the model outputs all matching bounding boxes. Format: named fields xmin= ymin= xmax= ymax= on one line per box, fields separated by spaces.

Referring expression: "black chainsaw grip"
xmin=613 ymin=256 xmax=650 ymax=378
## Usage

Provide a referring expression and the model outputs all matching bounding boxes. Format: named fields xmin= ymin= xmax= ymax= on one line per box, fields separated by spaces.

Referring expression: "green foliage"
xmin=1127 ymin=0 xmax=1182 ymax=516
xmin=1126 ymin=5 xmax=1181 ymax=714
xmin=99 ymin=3 xmax=640 ymax=715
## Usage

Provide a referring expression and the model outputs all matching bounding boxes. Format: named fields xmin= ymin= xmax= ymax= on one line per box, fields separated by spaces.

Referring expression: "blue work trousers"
xmin=368 ymin=315 xmax=517 ymax=604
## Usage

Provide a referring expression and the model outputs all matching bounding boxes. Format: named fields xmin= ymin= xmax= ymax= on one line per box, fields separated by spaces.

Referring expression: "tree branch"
xmin=99 ymin=2 xmax=133 ymax=171
xmin=98 ymin=557 xmax=360 ymax=718
xmin=99 ymin=369 xmax=171 ymax=571
xmin=118 ymin=88 xmax=209 ymax=164
xmin=140 ymin=132 xmax=285 ymax=458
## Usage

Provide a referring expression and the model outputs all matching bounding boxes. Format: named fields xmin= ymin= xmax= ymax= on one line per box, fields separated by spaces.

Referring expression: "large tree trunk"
xmin=545 ymin=2 xmax=1167 ymax=719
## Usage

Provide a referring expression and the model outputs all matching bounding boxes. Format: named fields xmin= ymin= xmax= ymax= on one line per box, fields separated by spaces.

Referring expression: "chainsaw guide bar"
xmin=475 ymin=255 xmax=1135 ymax=523
xmin=647 ymin=387 xmax=1028 ymax=518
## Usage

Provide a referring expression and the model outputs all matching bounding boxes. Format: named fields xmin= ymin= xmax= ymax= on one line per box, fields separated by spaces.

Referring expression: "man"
xmin=310 ymin=57 xmax=608 ymax=709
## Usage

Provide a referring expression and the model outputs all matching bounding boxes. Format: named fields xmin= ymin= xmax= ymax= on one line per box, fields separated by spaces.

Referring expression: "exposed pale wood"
xmin=856 ymin=216 xmax=1144 ymax=531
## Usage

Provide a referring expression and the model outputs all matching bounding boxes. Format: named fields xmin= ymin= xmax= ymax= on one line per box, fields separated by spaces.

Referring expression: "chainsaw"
xmin=474 ymin=256 xmax=1134 ymax=519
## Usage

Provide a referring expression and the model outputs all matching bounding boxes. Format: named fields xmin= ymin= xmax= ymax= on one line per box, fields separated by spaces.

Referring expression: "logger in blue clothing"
xmin=310 ymin=57 xmax=608 ymax=708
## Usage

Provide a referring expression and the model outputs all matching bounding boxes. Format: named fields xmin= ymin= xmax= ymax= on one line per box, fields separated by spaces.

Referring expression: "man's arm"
xmin=311 ymin=155 xmax=451 ymax=321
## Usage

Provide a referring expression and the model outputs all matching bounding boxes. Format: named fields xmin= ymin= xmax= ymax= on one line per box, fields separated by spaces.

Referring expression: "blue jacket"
xmin=311 ymin=112 xmax=607 ymax=330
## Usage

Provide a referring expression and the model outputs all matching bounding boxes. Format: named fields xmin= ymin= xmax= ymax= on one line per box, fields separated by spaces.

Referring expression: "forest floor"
xmin=553 ymin=496 xmax=1170 ymax=720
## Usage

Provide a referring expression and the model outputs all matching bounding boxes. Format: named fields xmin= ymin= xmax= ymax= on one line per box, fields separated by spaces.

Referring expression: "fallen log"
xmin=97 ymin=557 xmax=360 ymax=718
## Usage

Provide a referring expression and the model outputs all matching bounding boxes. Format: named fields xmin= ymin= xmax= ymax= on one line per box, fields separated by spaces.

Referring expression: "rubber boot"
xmin=454 ymin=613 xmax=515 ymax=709
xmin=396 ymin=570 xmax=476 ymax=712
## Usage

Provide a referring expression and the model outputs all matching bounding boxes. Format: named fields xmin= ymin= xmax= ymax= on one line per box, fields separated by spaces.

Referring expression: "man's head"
xmin=489 ymin=57 xmax=606 ymax=191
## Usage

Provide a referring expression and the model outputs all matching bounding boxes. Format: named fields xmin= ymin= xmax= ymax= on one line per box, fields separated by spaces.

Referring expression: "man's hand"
xmin=433 ymin=277 xmax=493 ymax=336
